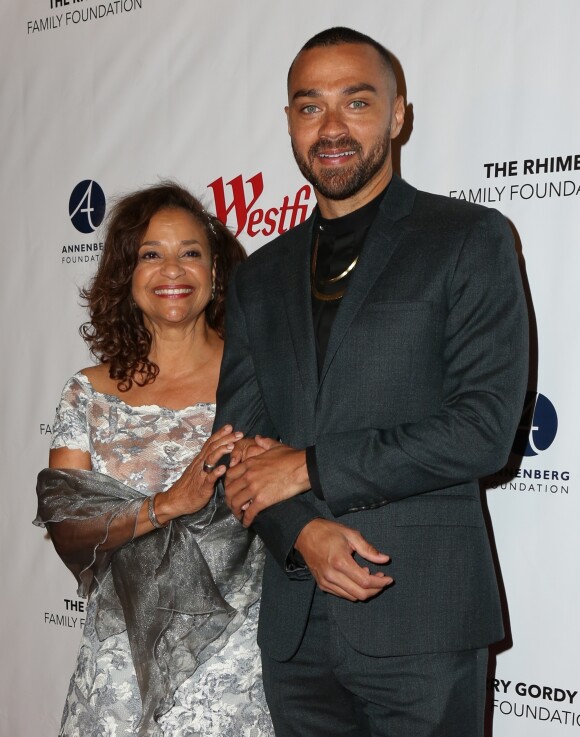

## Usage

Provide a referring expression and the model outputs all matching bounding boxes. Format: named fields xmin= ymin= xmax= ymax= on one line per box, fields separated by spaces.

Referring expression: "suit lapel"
xmin=280 ymin=216 xmax=319 ymax=408
xmin=318 ymin=175 xmax=417 ymax=390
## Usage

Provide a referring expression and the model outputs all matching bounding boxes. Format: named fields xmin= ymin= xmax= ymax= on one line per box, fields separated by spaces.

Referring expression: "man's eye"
xmin=350 ymin=100 xmax=367 ymax=109
xmin=302 ymin=105 xmax=319 ymax=114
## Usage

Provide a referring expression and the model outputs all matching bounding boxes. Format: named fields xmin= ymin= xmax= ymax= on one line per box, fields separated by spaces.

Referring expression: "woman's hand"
xmin=156 ymin=425 xmax=243 ymax=522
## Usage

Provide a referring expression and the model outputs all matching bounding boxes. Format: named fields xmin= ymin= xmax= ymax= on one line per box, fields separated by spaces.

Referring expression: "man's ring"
xmin=202 ymin=461 xmax=216 ymax=473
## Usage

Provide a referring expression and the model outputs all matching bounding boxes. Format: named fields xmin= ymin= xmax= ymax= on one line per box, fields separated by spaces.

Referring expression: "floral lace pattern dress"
xmin=51 ymin=373 xmax=272 ymax=737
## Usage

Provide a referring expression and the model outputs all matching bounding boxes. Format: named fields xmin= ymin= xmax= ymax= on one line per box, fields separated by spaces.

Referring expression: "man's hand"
xmin=295 ymin=519 xmax=392 ymax=602
xmin=225 ymin=438 xmax=310 ymax=526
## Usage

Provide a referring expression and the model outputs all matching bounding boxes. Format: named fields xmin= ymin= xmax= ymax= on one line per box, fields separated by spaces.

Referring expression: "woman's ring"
xmin=202 ymin=461 xmax=216 ymax=473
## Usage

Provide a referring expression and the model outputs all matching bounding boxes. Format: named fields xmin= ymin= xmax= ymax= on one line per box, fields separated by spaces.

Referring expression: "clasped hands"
xmin=225 ymin=436 xmax=309 ymax=526
xmin=224 ymin=435 xmax=393 ymax=602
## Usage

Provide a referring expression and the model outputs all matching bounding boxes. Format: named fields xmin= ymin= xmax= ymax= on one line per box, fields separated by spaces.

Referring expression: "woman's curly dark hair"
xmin=80 ymin=181 xmax=246 ymax=391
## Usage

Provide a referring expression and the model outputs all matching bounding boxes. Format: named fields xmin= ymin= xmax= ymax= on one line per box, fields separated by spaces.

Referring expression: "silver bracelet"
xmin=147 ymin=493 xmax=166 ymax=529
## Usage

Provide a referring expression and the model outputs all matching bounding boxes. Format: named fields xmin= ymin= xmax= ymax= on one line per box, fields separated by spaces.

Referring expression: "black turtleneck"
xmin=312 ymin=186 xmax=387 ymax=369
xmin=306 ymin=185 xmax=388 ymax=501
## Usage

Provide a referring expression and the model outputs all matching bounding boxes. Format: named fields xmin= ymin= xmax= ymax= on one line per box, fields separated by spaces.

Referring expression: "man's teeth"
xmin=319 ymin=151 xmax=355 ymax=158
xmin=154 ymin=288 xmax=192 ymax=295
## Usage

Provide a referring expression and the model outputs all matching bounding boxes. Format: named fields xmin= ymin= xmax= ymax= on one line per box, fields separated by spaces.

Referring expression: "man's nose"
xmin=318 ymin=108 xmax=349 ymax=140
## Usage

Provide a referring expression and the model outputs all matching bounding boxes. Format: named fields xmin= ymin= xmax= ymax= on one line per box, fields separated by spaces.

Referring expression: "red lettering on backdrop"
xmin=208 ymin=173 xmax=312 ymax=238
xmin=208 ymin=173 xmax=264 ymax=237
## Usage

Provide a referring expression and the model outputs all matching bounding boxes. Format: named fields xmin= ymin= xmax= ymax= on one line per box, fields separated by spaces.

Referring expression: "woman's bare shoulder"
xmin=79 ymin=364 xmax=116 ymax=393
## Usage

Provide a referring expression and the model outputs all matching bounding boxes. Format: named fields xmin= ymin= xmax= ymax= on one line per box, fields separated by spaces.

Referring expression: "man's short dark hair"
xmin=288 ymin=27 xmax=397 ymax=94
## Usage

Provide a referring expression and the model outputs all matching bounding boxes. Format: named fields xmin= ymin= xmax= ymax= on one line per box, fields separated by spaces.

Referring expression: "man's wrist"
xmin=289 ymin=518 xmax=322 ymax=571
xmin=293 ymin=448 xmax=311 ymax=491
xmin=305 ymin=446 xmax=324 ymax=500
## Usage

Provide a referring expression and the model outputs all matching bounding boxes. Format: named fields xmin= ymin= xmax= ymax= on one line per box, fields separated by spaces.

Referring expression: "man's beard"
xmin=291 ymin=128 xmax=391 ymax=201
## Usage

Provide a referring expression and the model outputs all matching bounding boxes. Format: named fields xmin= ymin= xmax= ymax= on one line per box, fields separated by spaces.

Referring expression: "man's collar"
xmin=314 ymin=184 xmax=389 ymax=238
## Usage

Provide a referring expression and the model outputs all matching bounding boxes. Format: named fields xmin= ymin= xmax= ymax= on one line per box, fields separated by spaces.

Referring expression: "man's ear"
xmin=391 ymin=95 xmax=406 ymax=140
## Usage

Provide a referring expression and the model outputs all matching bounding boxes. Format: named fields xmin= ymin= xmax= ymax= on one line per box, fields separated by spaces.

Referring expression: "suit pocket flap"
xmin=391 ymin=496 xmax=483 ymax=528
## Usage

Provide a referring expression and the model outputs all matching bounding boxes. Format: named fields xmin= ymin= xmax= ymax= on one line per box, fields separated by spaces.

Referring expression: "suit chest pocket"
xmin=364 ymin=300 xmax=433 ymax=314
xmin=319 ymin=300 xmax=441 ymax=424
xmin=350 ymin=300 xmax=436 ymax=355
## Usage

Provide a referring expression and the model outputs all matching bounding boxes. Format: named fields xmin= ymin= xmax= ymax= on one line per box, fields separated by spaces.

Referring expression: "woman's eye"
xmin=140 ymin=251 xmax=159 ymax=260
xmin=182 ymin=250 xmax=201 ymax=258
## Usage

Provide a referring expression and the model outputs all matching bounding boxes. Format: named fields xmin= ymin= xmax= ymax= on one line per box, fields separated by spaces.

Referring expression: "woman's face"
xmin=131 ymin=208 xmax=214 ymax=330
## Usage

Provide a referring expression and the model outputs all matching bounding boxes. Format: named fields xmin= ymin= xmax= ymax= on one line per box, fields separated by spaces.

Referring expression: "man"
xmin=214 ymin=27 xmax=528 ymax=737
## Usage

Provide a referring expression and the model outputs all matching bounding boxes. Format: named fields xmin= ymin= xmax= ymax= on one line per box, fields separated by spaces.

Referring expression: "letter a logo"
xmin=208 ymin=173 xmax=264 ymax=236
xmin=69 ymin=180 xmax=106 ymax=234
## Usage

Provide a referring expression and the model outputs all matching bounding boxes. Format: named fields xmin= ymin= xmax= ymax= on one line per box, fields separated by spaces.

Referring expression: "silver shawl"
xmin=34 ymin=468 xmax=263 ymax=735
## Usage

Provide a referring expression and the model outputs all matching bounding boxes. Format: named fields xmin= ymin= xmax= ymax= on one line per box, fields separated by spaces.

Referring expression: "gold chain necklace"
xmin=310 ymin=234 xmax=359 ymax=302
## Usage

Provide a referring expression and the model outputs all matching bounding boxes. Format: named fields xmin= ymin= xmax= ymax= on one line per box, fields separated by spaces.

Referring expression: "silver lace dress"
xmin=51 ymin=373 xmax=273 ymax=737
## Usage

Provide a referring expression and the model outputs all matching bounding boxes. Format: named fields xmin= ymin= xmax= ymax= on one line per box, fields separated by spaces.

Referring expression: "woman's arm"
xmin=46 ymin=426 xmax=240 ymax=557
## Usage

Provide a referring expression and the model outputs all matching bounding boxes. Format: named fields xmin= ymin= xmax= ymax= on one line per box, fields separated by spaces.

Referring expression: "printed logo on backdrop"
xmin=489 ymin=676 xmax=580 ymax=728
xmin=69 ymin=180 xmax=106 ymax=234
xmin=486 ymin=391 xmax=570 ymax=496
xmin=513 ymin=391 xmax=558 ymax=458
xmin=27 ymin=0 xmax=143 ymax=35
xmin=208 ymin=172 xmax=313 ymax=240
xmin=449 ymin=152 xmax=580 ymax=204
xmin=44 ymin=598 xmax=86 ymax=631
xmin=61 ymin=179 xmax=105 ymax=266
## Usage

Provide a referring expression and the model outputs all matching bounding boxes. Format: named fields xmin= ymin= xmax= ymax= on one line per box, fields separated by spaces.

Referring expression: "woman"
xmin=34 ymin=182 xmax=273 ymax=737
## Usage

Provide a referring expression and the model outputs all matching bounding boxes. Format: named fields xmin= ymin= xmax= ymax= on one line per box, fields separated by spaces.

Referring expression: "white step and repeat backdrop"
xmin=1 ymin=1 xmax=579 ymax=734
